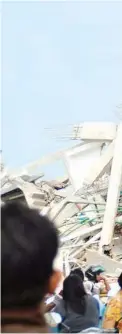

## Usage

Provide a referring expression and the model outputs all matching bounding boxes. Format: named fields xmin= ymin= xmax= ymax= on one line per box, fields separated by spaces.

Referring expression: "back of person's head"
xmin=1 ymin=202 xmax=60 ymax=310
xmin=70 ymin=268 xmax=84 ymax=281
xmin=62 ymin=274 xmax=86 ymax=314
xmin=118 ymin=272 xmax=122 ymax=289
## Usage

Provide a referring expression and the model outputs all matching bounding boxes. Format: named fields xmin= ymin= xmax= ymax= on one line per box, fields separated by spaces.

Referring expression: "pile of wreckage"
xmin=1 ymin=122 xmax=122 ymax=276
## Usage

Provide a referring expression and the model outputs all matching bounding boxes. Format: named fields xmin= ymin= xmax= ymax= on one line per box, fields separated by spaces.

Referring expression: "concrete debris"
xmin=86 ymin=249 xmax=122 ymax=274
xmin=1 ymin=122 xmax=122 ymax=272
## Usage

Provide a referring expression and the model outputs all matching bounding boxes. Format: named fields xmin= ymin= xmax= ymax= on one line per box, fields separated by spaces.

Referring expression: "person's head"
xmin=85 ymin=265 xmax=105 ymax=283
xmin=70 ymin=268 xmax=84 ymax=281
xmin=62 ymin=274 xmax=86 ymax=314
xmin=118 ymin=272 xmax=122 ymax=289
xmin=1 ymin=202 xmax=61 ymax=310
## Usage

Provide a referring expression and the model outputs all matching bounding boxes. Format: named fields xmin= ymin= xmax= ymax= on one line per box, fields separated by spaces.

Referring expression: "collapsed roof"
xmin=1 ymin=122 xmax=122 ymax=274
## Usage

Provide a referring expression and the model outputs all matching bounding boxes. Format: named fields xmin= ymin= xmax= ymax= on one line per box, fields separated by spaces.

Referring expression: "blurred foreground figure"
xmin=1 ymin=202 xmax=61 ymax=333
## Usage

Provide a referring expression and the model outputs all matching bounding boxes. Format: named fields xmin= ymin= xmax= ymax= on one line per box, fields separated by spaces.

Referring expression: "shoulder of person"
xmin=86 ymin=294 xmax=98 ymax=303
xmin=108 ymin=295 xmax=121 ymax=307
xmin=87 ymin=294 xmax=100 ymax=311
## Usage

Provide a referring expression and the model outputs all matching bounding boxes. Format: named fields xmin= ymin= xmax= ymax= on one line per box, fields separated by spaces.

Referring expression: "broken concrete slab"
xmin=86 ymin=249 xmax=122 ymax=274
xmin=72 ymin=122 xmax=117 ymax=141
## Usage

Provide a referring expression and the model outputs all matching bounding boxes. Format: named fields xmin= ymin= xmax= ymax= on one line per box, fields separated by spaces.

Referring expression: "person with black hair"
xmin=103 ymin=272 xmax=122 ymax=332
xmin=85 ymin=265 xmax=110 ymax=295
xmin=1 ymin=202 xmax=61 ymax=333
xmin=70 ymin=268 xmax=84 ymax=282
xmin=53 ymin=274 xmax=99 ymax=333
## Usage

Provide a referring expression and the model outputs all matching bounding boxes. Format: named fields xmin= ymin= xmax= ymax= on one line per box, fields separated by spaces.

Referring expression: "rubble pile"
xmin=1 ymin=122 xmax=122 ymax=274
xmin=1 ymin=169 xmax=122 ymax=273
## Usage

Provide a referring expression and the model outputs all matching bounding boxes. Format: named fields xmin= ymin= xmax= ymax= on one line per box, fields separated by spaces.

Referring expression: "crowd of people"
xmin=1 ymin=202 xmax=122 ymax=333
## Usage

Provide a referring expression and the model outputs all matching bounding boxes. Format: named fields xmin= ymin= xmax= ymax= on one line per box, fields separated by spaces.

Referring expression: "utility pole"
xmin=0 ymin=150 xmax=4 ymax=172
xmin=99 ymin=123 xmax=122 ymax=253
xmin=115 ymin=104 xmax=122 ymax=121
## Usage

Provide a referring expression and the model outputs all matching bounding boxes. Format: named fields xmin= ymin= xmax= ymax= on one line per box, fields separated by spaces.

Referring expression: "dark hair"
xmin=62 ymin=274 xmax=86 ymax=315
xmin=85 ymin=265 xmax=104 ymax=283
xmin=70 ymin=268 xmax=84 ymax=281
xmin=118 ymin=272 xmax=122 ymax=289
xmin=1 ymin=202 xmax=59 ymax=309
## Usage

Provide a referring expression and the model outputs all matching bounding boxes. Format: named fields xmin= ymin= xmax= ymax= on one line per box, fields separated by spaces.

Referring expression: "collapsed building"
xmin=1 ymin=122 xmax=122 ymax=275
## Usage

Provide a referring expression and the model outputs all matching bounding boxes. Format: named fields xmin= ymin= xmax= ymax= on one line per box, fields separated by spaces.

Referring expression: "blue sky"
xmin=2 ymin=1 xmax=122 ymax=178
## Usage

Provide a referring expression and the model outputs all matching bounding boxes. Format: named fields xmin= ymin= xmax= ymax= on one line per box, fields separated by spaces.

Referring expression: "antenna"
xmin=44 ymin=124 xmax=75 ymax=141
